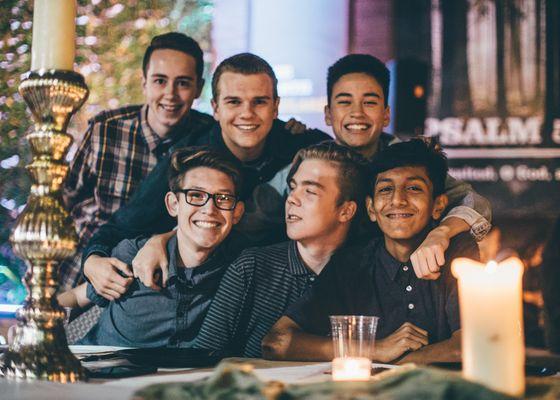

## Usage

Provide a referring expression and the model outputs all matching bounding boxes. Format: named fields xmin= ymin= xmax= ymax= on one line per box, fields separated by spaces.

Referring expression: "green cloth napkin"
xmin=133 ymin=362 xmax=560 ymax=400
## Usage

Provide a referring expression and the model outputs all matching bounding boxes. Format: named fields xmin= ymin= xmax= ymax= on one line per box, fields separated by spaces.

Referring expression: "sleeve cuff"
xmin=86 ymin=283 xmax=109 ymax=308
xmin=442 ymin=206 xmax=492 ymax=241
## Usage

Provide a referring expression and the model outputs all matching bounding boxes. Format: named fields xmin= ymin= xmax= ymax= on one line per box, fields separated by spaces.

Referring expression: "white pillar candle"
xmin=31 ymin=0 xmax=77 ymax=71
xmin=331 ymin=357 xmax=371 ymax=381
xmin=452 ymin=257 xmax=525 ymax=396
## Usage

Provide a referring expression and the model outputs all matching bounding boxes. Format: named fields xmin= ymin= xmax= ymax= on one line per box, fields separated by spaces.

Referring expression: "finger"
xmin=160 ymin=267 xmax=168 ymax=288
xmin=426 ymin=250 xmax=441 ymax=274
xmin=107 ymin=280 xmax=130 ymax=295
xmin=434 ymin=246 xmax=446 ymax=267
xmin=405 ymin=337 xmax=426 ymax=351
xmin=110 ymin=269 xmax=133 ymax=287
xmin=410 ymin=252 xmax=422 ymax=279
xmin=400 ymin=322 xmax=429 ymax=338
xmin=142 ymin=272 xmax=161 ymax=291
xmin=101 ymin=288 xmax=122 ymax=301
xmin=416 ymin=250 xmax=430 ymax=278
xmin=403 ymin=329 xmax=430 ymax=346
xmin=111 ymin=258 xmax=133 ymax=277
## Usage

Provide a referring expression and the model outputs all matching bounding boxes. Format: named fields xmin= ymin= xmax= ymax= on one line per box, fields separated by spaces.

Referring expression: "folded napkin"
xmin=133 ymin=362 xmax=560 ymax=400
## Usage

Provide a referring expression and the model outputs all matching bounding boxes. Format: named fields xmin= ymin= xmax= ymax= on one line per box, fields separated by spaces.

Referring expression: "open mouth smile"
xmin=193 ymin=220 xmax=221 ymax=228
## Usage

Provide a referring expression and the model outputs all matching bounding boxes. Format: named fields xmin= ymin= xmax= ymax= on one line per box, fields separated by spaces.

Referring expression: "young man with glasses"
xmin=59 ymin=148 xmax=245 ymax=347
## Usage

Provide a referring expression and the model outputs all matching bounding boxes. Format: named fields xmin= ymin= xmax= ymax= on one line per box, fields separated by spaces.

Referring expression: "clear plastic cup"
xmin=330 ymin=315 xmax=379 ymax=381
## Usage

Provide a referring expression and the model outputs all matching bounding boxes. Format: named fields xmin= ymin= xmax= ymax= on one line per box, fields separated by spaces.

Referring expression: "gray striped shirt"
xmin=192 ymin=241 xmax=318 ymax=357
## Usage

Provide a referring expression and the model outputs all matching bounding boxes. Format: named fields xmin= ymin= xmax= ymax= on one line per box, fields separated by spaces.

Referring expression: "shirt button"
xmin=408 ymin=303 xmax=415 ymax=310
xmin=406 ymin=285 xmax=412 ymax=292
xmin=403 ymin=265 xmax=409 ymax=272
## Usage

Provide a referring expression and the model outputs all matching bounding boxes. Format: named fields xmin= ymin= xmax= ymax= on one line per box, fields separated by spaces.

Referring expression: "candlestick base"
xmin=1 ymin=70 xmax=88 ymax=383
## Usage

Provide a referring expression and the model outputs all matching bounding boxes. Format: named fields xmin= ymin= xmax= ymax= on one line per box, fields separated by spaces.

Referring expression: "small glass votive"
xmin=330 ymin=315 xmax=379 ymax=381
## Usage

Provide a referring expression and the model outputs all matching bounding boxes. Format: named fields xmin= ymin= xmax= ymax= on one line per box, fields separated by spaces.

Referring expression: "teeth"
xmin=236 ymin=124 xmax=258 ymax=131
xmin=345 ymin=124 xmax=369 ymax=130
xmin=287 ymin=215 xmax=301 ymax=221
xmin=388 ymin=213 xmax=412 ymax=219
xmin=194 ymin=221 xmax=219 ymax=228
xmin=161 ymin=104 xmax=180 ymax=111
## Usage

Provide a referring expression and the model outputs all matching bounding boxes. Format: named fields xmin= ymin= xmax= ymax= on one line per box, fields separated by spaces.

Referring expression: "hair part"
xmin=211 ymin=53 xmax=278 ymax=100
xmin=370 ymin=138 xmax=448 ymax=198
xmin=327 ymin=54 xmax=390 ymax=106
xmin=168 ymin=147 xmax=243 ymax=195
xmin=142 ymin=32 xmax=204 ymax=81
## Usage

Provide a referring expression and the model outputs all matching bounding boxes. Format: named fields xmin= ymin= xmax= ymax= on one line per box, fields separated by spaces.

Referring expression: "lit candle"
xmin=331 ymin=357 xmax=371 ymax=381
xmin=31 ymin=0 xmax=77 ymax=71
xmin=452 ymin=257 xmax=525 ymax=396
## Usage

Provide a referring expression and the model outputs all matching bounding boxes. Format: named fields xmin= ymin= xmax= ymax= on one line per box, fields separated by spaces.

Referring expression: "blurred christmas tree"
xmin=0 ymin=0 xmax=213 ymax=305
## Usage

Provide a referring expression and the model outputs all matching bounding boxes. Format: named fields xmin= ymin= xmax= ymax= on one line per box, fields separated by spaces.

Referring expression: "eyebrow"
xmin=376 ymin=176 xmax=429 ymax=185
xmin=187 ymin=186 xmax=235 ymax=194
xmin=334 ymin=92 xmax=381 ymax=99
xmin=150 ymin=73 xmax=194 ymax=81
xmin=222 ymin=95 xmax=272 ymax=101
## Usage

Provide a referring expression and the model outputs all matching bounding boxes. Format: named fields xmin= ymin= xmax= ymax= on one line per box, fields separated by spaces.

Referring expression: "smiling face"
xmin=165 ymin=167 xmax=243 ymax=255
xmin=367 ymin=166 xmax=447 ymax=242
xmin=285 ymin=159 xmax=355 ymax=245
xmin=211 ymin=72 xmax=279 ymax=161
xmin=143 ymin=49 xmax=202 ymax=137
xmin=325 ymin=72 xmax=390 ymax=159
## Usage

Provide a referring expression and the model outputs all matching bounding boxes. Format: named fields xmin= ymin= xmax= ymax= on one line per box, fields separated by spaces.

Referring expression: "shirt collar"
xmin=287 ymin=241 xmax=316 ymax=277
xmin=141 ymin=104 xmax=193 ymax=156
xmin=165 ymin=233 xmax=227 ymax=286
xmin=375 ymin=239 xmax=408 ymax=282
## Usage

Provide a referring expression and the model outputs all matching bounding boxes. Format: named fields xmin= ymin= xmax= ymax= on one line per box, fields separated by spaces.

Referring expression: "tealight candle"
xmin=331 ymin=357 xmax=371 ymax=381
xmin=31 ymin=0 xmax=77 ymax=71
xmin=452 ymin=257 xmax=525 ymax=396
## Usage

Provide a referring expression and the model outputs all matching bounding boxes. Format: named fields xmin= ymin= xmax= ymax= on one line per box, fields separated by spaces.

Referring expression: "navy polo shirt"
xmin=286 ymin=232 xmax=479 ymax=343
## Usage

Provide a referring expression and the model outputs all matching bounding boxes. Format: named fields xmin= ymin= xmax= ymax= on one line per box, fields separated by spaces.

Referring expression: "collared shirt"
xmin=192 ymin=241 xmax=320 ymax=358
xmin=287 ymin=232 xmax=479 ymax=344
xmin=59 ymin=105 xmax=214 ymax=289
xmin=79 ymin=234 xmax=228 ymax=347
xmin=82 ymin=121 xmax=330 ymax=262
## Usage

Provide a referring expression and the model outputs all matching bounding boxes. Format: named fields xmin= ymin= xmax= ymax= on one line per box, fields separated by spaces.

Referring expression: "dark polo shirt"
xmin=80 ymin=234 xmax=229 ymax=347
xmin=286 ymin=232 xmax=479 ymax=344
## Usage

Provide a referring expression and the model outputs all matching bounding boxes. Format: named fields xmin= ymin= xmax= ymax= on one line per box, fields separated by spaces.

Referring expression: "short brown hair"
xmin=168 ymin=147 xmax=243 ymax=195
xmin=287 ymin=141 xmax=370 ymax=209
xmin=211 ymin=53 xmax=278 ymax=100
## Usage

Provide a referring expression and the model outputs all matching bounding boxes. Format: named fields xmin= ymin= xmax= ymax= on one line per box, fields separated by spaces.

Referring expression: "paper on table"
xmin=70 ymin=345 xmax=132 ymax=355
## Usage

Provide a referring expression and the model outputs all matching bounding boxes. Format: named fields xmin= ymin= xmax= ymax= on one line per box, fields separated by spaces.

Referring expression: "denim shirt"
xmin=79 ymin=234 xmax=228 ymax=347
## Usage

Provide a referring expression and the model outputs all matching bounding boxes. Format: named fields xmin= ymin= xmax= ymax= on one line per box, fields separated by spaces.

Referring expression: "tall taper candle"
xmin=452 ymin=257 xmax=525 ymax=396
xmin=31 ymin=0 xmax=76 ymax=71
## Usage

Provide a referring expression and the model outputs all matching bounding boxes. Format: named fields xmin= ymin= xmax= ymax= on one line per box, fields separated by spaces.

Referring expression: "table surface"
xmin=1 ymin=348 xmax=559 ymax=400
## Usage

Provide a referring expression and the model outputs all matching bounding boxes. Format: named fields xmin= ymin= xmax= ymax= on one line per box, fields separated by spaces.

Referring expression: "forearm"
xmin=436 ymin=217 xmax=470 ymax=240
xmin=397 ymin=330 xmax=461 ymax=365
xmin=262 ymin=322 xmax=332 ymax=361
xmin=443 ymin=175 xmax=492 ymax=240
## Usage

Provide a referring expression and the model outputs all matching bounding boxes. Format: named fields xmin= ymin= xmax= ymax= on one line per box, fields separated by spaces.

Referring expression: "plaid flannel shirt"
xmin=59 ymin=104 xmax=214 ymax=289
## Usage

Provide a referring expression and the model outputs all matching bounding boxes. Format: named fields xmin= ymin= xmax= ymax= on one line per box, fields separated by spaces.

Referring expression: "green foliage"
xmin=0 ymin=0 xmax=213 ymax=303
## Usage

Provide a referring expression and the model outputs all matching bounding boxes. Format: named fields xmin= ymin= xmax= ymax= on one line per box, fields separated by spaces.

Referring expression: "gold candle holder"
xmin=1 ymin=70 xmax=88 ymax=382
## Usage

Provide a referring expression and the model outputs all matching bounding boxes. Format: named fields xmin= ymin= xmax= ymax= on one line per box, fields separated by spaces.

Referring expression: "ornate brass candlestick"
xmin=1 ymin=70 xmax=88 ymax=382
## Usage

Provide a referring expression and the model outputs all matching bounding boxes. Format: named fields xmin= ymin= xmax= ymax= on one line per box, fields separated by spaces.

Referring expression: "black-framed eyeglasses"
xmin=175 ymin=189 xmax=238 ymax=211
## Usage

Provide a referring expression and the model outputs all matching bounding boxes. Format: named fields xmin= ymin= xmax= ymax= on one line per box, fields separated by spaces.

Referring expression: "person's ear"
xmin=432 ymin=194 xmax=448 ymax=220
xmin=232 ymin=201 xmax=245 ymax=224
xmin=324 ymin=104 xmax=332 ymax=126
xmin=211 ymin=98 xmax=219 ymax=122
xmin=338 ymin=200 xmax=357 ymax=223
xmin=366 ymin=195 xmax=377 ymax=222
xmin=142 ymin=75 xmax=147 ymax=96
xmin=273 ymin=97 xmax=280 ymax=119
xmin=195 ymin=78 xmax=205 ymax=99
xmin=165 ymin=191 xmax=180 ymax=217
xmin=383 ymin=105 xmax=391 ymax=127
